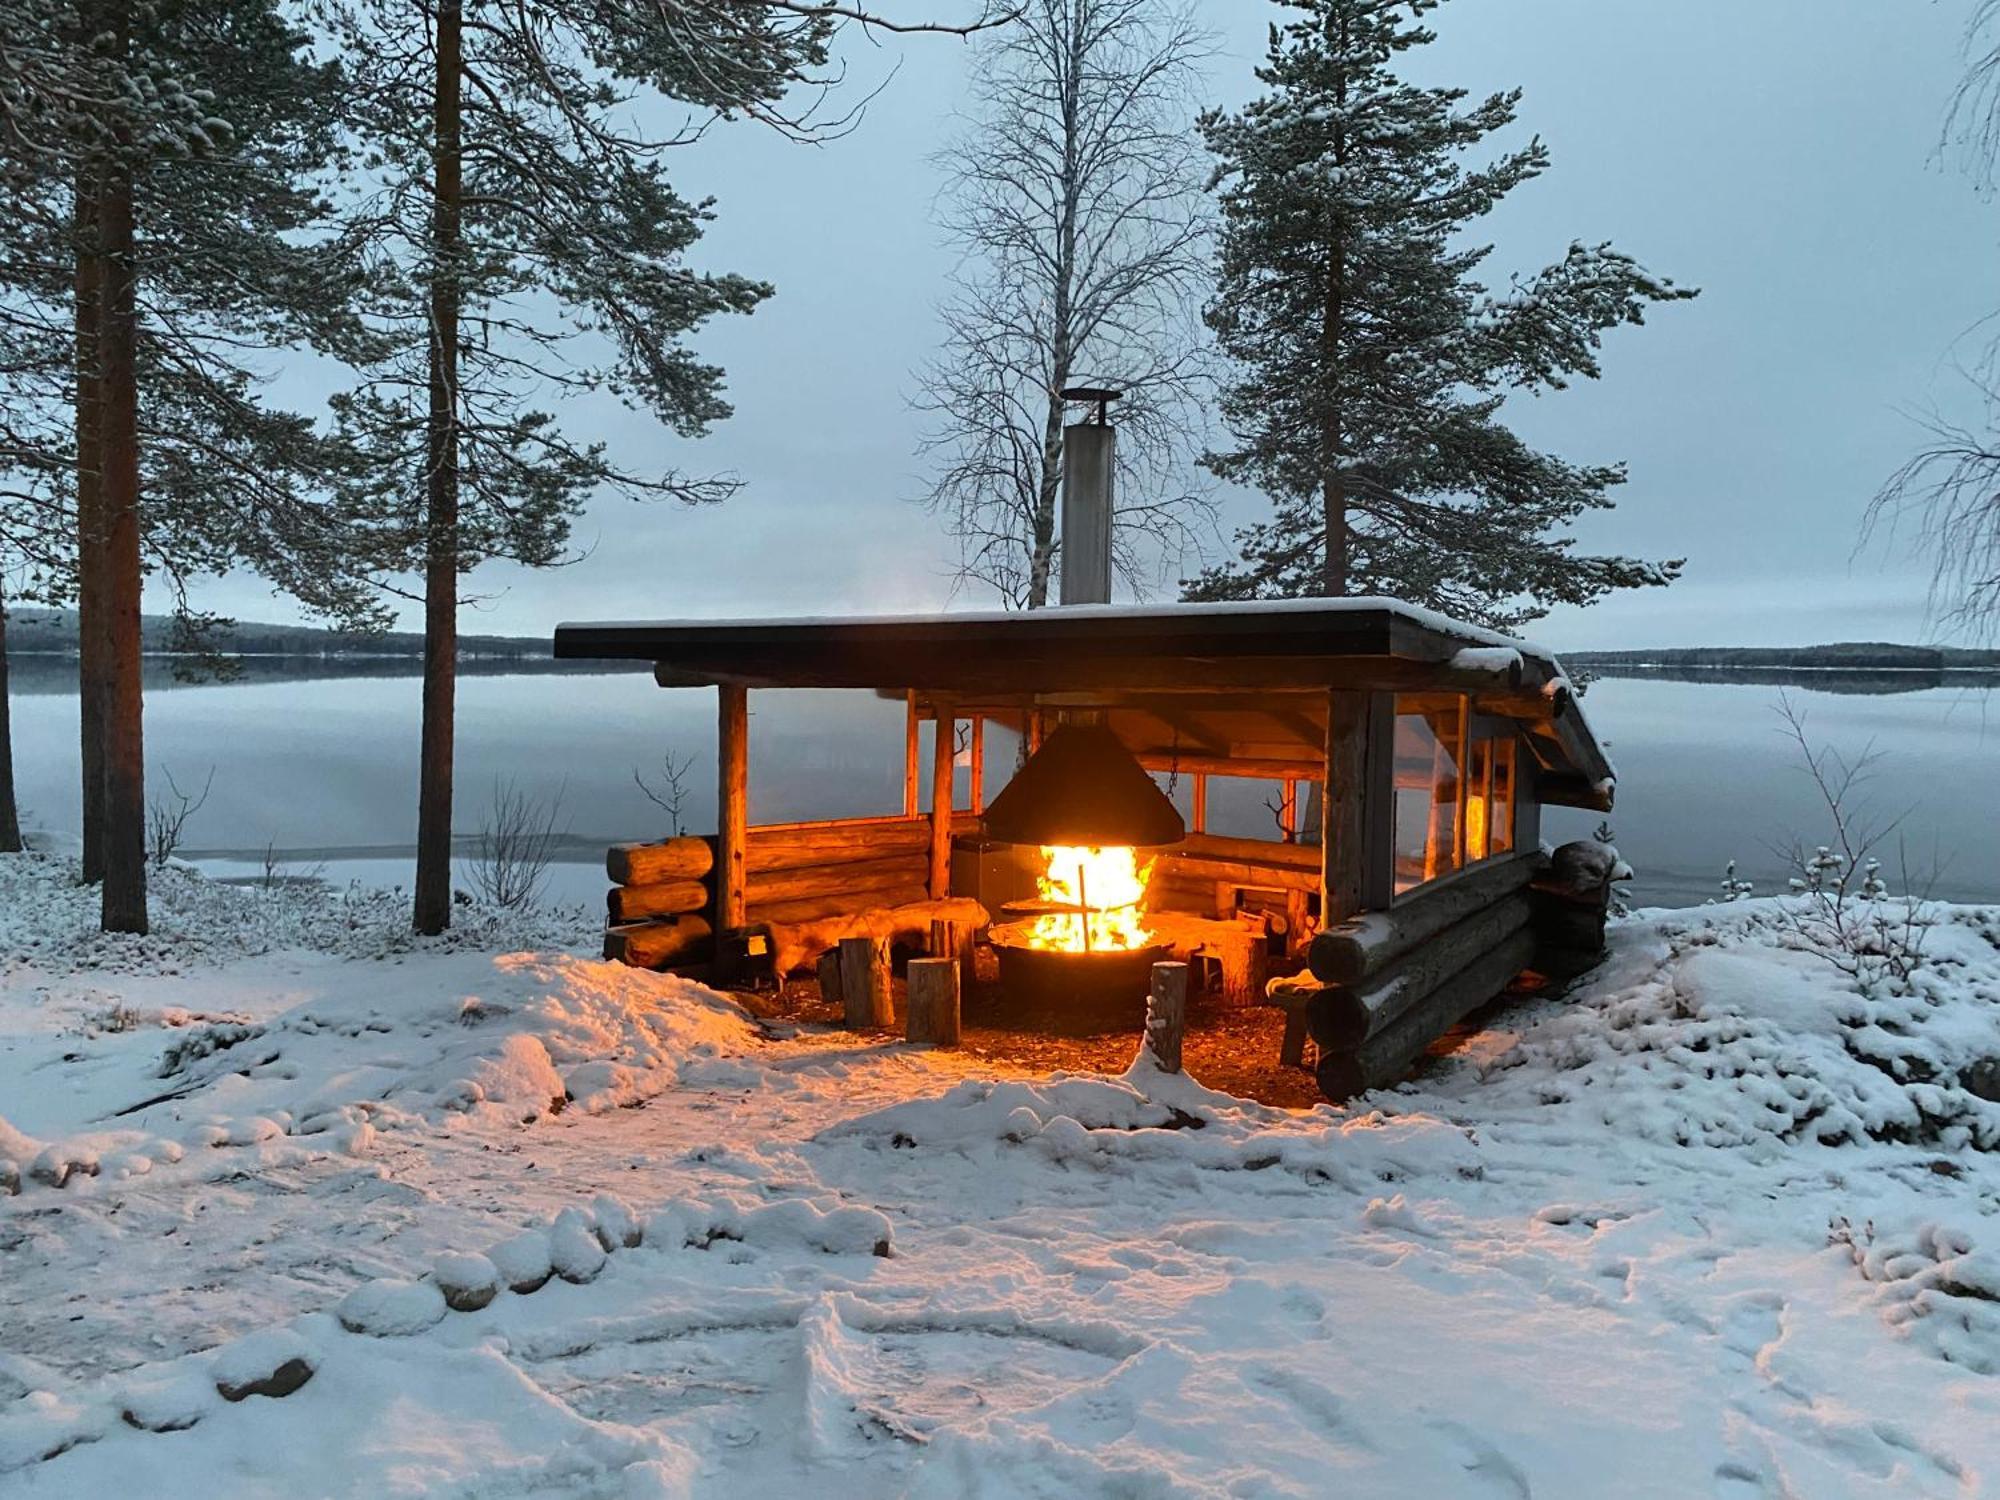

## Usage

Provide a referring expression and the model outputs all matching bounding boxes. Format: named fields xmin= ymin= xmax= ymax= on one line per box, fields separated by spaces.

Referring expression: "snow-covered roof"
xmin=553 ymin=597 xmax=1612 ymax=809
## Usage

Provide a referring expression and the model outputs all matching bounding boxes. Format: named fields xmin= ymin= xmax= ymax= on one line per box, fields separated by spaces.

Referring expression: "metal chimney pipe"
xmin=1058 ymin=385 xmax=1119 ymax=606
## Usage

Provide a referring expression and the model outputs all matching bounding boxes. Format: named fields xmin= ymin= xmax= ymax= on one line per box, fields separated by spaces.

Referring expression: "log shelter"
xmin=553 ymin=598 xmax=1617 ymax=1100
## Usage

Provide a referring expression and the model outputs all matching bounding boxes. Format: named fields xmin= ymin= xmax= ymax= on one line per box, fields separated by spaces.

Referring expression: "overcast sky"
xmin=186 ymin=0 xmax=2000 ymax=650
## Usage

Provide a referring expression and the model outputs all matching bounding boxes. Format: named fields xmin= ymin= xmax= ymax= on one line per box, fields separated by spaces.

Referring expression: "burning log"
xmin=905 ymin=957 xmax=961 ymax=1046
xmin=838 ymin=936 xmax=894 ymax=1030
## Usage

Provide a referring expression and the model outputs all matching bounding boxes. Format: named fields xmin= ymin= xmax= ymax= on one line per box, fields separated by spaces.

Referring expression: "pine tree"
xmin=1 ymin=0 xmax=382 ymax=929
xmin=1186 ymin=0 xmax=1693 ymax=629
xmin=327 ymin=0 xmax=835 ymax=934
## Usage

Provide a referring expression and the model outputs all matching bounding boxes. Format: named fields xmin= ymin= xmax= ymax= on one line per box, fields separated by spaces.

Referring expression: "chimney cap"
xmin=1060 ymin=384 xmax=1122 ymax=404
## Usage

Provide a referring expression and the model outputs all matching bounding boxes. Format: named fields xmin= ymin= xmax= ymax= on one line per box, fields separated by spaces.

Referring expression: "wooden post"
xmin=930 ymin=918 xmax=976 ymax=992
xmin=1453 ymin=694 xmax=1471 ymax=871
xmin=968 ymin=717 xmax=985 ymax=814
xmin=1322 ymin=690 xmax=1369 ymax=925
xmin=1146 ymin=961 xmax=1188 ymax=1074
xmin=1280 ymin=779 xmax=1298 ymax=839
xmin=929 ymin=704 xmax=954 ymax=898
xmin=717 ymin=684 xmax=748 ymax=931
xmin=903 ymin=692 xmax=920 ymax=818
xmin=838 ymin=935 xmax=893 ymax=1029
xmin=905 ymin=957 xmax=961 ymax=1046
xmin=1191 ymin=772 xmax=1207 ymax=835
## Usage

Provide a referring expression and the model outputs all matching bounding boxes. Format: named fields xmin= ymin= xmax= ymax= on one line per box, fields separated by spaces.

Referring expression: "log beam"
xmin=716 ymin=684 xmax=748 ymax=931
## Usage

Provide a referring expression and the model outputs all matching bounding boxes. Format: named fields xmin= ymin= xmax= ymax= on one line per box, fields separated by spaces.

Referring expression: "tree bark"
xmin=0 ymin=584 xmax=21 ymax=853
xmin=96 ymin=136 xmax=147 ymax=934
xmin=1024 ymin=2 xmax=1085 ymax=610
xmin=413 ymin=0 xmax=463 ymax=935
xmin=73 ymin=178 xmax=107 ymax=883
xmin=1320 ymin=30 xmax=1349 ymax=598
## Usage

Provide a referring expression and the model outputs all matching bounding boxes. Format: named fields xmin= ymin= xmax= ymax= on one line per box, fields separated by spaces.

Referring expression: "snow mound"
xmin=1837 ymin=1219 xmax=2000 ymax=1374
xmin=820 ymin=1070 xmax=1482 ymax=1191
xmin=1420 ymin=902 xmax=2000 ymax=1150
xmin=336 ymin=1278 xmax=446 ymax=1337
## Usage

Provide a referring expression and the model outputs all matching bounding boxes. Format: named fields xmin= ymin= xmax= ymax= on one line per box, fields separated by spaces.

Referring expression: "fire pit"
xmin=985 ymin=844 xmax=1168 ymax=1035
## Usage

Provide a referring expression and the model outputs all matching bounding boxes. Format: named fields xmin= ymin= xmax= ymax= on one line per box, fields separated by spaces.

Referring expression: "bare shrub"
xmin=1765 ymin=696 xmax=1937 ymax=987
xmin=147 ymin=767 xmax=215 ymax=867
xmin=633 ymin=748 xmax=695 ymax=836
xmin=471 ymin=778 xmax=569 ymax=910
xmin=258 ymin=839 xmax=325 ymax=891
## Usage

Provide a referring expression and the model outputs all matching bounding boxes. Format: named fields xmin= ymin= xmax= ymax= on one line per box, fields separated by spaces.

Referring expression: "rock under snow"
xmin=433 ymin=1253 xmax=501 ymax=1313
xmin=336 ymin=1278 xmax=447 ymax=1337
xmin=212 ymin=1328 xmax=317 ymax=1402
xmin=550 ymin=1208 xmax=609 ymax=1284
xmin=487 ymin=1230 xmax=555 ymax=1296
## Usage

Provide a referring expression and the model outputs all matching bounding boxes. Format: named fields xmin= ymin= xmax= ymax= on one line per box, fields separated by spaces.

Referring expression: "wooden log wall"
xmin=1297 ymin=850 xmax=1546 ymax=1099
xmin=603 ymin=815 xmax=977 ymax=971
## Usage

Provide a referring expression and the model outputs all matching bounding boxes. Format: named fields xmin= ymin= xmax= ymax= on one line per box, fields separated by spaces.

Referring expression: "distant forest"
xmin=4 ymin=609 xmax=550 ymax=659
xmin=1564 ymin=642 xmax=2000 ymax=670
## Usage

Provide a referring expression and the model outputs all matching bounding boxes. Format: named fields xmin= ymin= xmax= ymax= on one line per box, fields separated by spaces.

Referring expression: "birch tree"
xmin=916 ymin=0 xmax=1214 ymax=608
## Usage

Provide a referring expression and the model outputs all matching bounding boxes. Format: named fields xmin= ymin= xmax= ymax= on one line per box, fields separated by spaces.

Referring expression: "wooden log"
xmin=1315 ymin=929 xmax=1536 ymax=1100
xmin=750 ymin=883 xmax=932 ymax=928
xmin=607 ymin=879 xmax=711 ymax=923
xmin=1177 ymin=831 xmax=1322 ymax=869
xmin=930 ymin=705 xmax=954 ymax=898
xmin=607 ymin=837 xmax=714 ymax=887
xmin=839 ymin=935 xmax=894 ymax=1030
xmin=905 ymin=957 xmax=961 ymax=1046
xmin=1308 ymin=851 xmax=1541 ymax=986
xmin=603 ymin=914 xmax=713 ymax=969
xmin=1215 ymin=930 xmax=1267 ymax=1009
xmin=717 ymin=684 xmax=749 ymax=930
xmin=930 ymin=918 xmax=977 ymax=994
xmin=746 ymin=854 xmax=923 ymax=906
xmin=1157 ymin=853 xmax=1319 ymax=893
xmin=1323 ymin=690 xmax=1369 ymax=924
xmin=1306 ymin=892 xmax=1533 ymax=1052
xmin=767 ymin=897 xmax=990 ymax=978
xmin=1145 ymin=961 xmax=1189 ymax=1073
xmin=815 ymin=948 xmax=844 ymax=1007
xmin=750 ymin=817 xmax=930 ymax=850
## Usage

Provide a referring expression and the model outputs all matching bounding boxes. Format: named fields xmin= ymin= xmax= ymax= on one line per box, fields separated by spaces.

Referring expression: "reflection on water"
xmin=6 ymin=662 xmax=1996 ymax=910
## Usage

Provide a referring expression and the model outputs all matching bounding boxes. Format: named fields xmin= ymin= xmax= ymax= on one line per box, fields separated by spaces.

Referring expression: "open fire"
xmin=1021 ymin=845 xmax=1155 ymax=953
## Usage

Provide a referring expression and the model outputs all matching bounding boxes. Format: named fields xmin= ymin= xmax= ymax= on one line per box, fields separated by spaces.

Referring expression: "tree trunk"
xmin=1320 ymin=38 xmax=1349 ymax=599
xmin=1024 ymin=1 xmax=1086 ymax=611
xmin=0 ymin=584 xmax=22 ymax=854
xmin=97 ymin=141 xmax=147 ymax=934
xmin=412 ymin=0 xmax=463 ymax=936
xmin=73 ymin=179 xmax=107 ymax=883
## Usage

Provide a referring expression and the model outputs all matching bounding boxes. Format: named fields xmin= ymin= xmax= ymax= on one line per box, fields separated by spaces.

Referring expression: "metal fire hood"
xmin=983 ymin=723 xmax=1186 ymax=849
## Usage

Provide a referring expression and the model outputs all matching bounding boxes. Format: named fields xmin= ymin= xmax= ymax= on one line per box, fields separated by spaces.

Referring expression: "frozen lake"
xmin=7 ymin=657 xmax=1997 ymax=910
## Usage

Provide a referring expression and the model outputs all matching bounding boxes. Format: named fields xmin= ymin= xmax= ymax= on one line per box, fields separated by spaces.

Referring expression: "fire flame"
xmin=1025 ymin=845 xmax=1154 ymax=953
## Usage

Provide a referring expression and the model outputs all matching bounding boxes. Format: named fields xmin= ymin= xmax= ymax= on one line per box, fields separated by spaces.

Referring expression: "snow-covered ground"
xmin=3 ymin=851 xmax=1998 ymax=1498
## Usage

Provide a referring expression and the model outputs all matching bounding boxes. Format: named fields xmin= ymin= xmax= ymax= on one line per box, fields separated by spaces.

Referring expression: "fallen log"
xmin=607 ymin=837 xmax=713 ymax=887
xmin=1306 ymin=892 xmax=1532 ymax=1052
xmin=1314 ymin=929 xmax=1536 ymax=1100
xmin=607 ymin=878 xmax=711 ymax=923
xmin=603 ymin=914 xmax=714 ymax=969
xmin=1307 ymin=852 xmax=1540 ymax=987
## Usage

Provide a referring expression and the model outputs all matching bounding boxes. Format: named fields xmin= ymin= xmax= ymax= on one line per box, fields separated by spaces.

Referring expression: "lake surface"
xmin=7 ymin=660 xmax=1996 ymax=910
